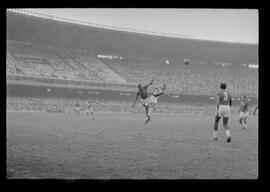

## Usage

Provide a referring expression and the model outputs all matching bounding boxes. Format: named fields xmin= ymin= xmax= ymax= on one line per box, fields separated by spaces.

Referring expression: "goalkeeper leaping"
xmin=131 ymin=80 xmax=166 ymax=124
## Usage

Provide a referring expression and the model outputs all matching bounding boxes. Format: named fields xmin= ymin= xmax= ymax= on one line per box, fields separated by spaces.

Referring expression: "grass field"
xmin=6 ymin=111 xmax=258 ymax=179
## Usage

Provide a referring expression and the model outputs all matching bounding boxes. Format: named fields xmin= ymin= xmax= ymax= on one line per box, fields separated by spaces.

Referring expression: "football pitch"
xmin=7 ymin=111 xmax=258 ymax=179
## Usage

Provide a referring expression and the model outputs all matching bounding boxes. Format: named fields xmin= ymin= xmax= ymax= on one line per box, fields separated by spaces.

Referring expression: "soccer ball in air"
xmin=183 ymin=58 xmax=190 ymax=65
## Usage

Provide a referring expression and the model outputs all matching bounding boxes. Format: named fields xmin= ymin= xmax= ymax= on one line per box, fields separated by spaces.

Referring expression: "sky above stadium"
xmin=11 ymin=8 xmax=258 ymax=44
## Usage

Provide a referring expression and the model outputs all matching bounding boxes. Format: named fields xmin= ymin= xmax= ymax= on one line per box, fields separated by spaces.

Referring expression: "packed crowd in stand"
xmin=7 ymin=41 xmax=125 ymax=82
xmin=101 ymin=57 xmax=258 ymax=96
xmin=7 ymin=41 xmax=258 ymax=97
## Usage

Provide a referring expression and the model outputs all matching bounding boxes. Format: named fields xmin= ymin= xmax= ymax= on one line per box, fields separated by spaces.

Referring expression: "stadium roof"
xmin=7 ymin=10 xmax=258 ymax=65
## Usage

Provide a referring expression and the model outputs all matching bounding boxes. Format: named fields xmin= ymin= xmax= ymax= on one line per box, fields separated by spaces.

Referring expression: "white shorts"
xmin=217 ymin=105 xmax=230 ymax=118
xmin=239 ymin=111 xmax=248 ymax=119
xmin=149 ymin=95 xmax=157 ymax=103
xmin=142 ymin=96 xmax=157 ymax=107
xmin=75 ymin=107 xmax=80 ymax=111
xmin=141 ymin=97 xmax=150 ymax=107
xmin=88 ymin=107 xmax=94 ymax=113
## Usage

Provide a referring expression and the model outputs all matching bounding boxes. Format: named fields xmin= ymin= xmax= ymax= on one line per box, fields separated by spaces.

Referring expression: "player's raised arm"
xmin=253 ymin=105 xmax=258 ymax=115
xmin=144 ymin=79 xmax=154 ymax=89
xmin=132 ymin=92 xmax=139 ymax=107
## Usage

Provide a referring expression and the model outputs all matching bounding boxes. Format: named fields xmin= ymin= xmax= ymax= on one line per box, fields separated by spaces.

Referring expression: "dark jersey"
xmin=75 ymin=103 xmax=80 ymax=107
xmin=217 ymin=91 xmax=232 ymax=106
xmin=87 ymin=102 xmax=93 ymax=109
xmin=137 ymin=86 xmax=150 ymax=99
xmin=240 ymin=100 xmax=249 ymax=112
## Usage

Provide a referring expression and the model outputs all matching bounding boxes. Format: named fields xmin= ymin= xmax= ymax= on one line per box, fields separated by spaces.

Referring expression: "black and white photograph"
xmin=6 ymin=8 xmax=258 ymax=180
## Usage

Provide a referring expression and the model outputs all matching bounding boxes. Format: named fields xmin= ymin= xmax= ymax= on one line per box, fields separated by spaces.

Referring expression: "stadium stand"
xmin=71 ymin=53 xmax=127 ymax=82
xmin=7 ymin=41 xmax=127 ymax=82
xmin=6 ymin=11 xmax=258 ymax=97
xmin=7 ymin=41 xmax=258 ymax=96
xmin=100 ymin=57 xmax=258 ymax=96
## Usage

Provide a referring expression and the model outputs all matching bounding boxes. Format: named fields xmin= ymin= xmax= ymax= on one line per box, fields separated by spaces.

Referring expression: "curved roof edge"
xmin=7 ymin=9 xmax=258 ymax=46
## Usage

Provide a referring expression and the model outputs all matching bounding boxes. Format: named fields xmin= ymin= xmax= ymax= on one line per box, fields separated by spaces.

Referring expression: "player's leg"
xmin=243 ymin=113 xmax=248 ymax=129
xmin=219 ymin=105 xmax=231 ymax=142
xmin=153 ymin=92 xmax=164 ymax=98
xmin=91 ymin=110 xmax=94 ymax=120
xmin=146 ymin=105 xmax=151 ymax=122
xmin=239 ymin=112 xmax=244 ymax=129
xmin=143 ymin=97 xmax=152 ymax=124
xmin=213 ymin=114 xmax=221 ymax=140
xmin=141 ymin=98 xmax=146 ymax=108
xmin=223 ymin=117 xmax=231 ymax=142
xmin=239 ymin=113 xmax=242 ymax=124
xmin=145 ymin=105 xmax=151 ymax=124
xmin=152 ymin=102 xmax=156 ymax=112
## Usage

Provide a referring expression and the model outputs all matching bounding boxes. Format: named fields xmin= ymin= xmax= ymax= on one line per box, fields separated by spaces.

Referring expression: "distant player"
xmin=213 ymin=83 xmax=232 ymax=142
xmin=75 ymin=101 xmax=81 ymax=116
xmin=253 ymin=104 xmax=258 ymax=115
xmin=239 ymin=95 xmax=249 ymax=130
xmin=131 ymin=80 xmax=166 ymax=124
xmin=86 ymin=100 xmax=96 ymax=120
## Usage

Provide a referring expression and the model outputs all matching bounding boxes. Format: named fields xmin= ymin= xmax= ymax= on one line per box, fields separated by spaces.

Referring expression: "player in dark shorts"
xmin=253 ymin=104 xmax=258 ymax=115
xmin=86 ymin=100 xmax=95 ymax=120
xmin=239 ymin=95 xmax=249 ymax=129
xmin=213 ymin=83 xmax=232 ymax=142
xmin=131 ymin=80 xmax=166 ymax=124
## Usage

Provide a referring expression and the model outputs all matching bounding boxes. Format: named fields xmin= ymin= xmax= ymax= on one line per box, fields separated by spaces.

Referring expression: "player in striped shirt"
xmin=213 ymin=83 xmax=232 ymax=142
xmin=86 ymin=100 xmax=96 ymax=120
xmin=239 ymin=95 xmax=249 ymax=130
